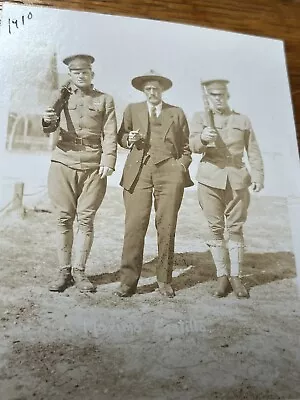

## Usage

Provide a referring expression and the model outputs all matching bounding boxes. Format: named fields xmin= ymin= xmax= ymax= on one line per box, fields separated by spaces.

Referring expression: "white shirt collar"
xmin=147 ymin=102 xmax=163 ymax=116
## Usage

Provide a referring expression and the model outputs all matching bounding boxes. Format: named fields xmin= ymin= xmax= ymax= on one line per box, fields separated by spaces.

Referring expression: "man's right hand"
xmin=201 ymin=127 xmax=217 ymax=144
xmin=43 ymin=107 xmax=59 ymax=124
xmin=128 ymin=129 xmax=141 ymax=145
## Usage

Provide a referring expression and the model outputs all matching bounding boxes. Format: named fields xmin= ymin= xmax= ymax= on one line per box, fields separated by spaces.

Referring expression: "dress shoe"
xmin=157 ymin=282 xmax=175 ymax=298
xmin=72 ymin=268 xmax=95 ymax=292
xmin=114 ymin=283 xmax=136 ymax=297
xmin=213 ymin=275 xmax=230 ymax=297
xmin=48 ymin=267 xmax=73 ymax=292
xmin=230 ymin=276 xmax=249 ymax=298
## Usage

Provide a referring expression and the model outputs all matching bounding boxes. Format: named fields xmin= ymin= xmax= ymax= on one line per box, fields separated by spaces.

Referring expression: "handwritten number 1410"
xmin=8 ymin=12 xmax=33 ymax=34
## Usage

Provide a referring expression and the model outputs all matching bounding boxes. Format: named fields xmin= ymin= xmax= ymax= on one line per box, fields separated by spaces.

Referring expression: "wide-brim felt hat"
xmin=132 ymin=69 xmax=173 ymax=91
xmin=63 ymin=54 xmax=95 ymax=70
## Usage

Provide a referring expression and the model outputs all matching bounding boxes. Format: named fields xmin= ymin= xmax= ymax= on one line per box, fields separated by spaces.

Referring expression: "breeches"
xmin=47 ymin=161 xmax=107 ymax=234
xmin=197 ymin=180 xmax=250 ymax=242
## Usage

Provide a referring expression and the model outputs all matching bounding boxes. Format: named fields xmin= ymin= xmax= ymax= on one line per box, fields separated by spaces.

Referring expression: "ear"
xmin=91 ymin=71 xmax=95 ymax=79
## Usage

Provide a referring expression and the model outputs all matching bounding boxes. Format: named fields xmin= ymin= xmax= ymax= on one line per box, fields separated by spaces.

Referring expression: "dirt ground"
xmin=0 ymin=188 xmax=300 ymax=400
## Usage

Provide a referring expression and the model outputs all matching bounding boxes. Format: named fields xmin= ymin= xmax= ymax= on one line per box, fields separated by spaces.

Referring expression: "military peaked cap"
xmin=202 ymin=79 xmax=229 ymax=92
xmin=63 ymin=54 xmax=95 ymax=70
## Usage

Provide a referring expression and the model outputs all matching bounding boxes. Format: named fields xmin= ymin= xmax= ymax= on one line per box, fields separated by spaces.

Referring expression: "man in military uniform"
xmin=42 ymin=54 xmax=117 ymax=293
xmin=115 ymin=70 xmax=194 ymax=298
xmin=190 ymin=79 xmax=264 ymax=298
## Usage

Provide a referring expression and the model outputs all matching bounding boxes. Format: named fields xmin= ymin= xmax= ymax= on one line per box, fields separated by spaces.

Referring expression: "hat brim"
xmin=132 ymin=75 xmax=173 ymax=91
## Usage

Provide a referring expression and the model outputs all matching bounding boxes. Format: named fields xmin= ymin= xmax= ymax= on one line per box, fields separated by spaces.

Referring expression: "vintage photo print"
xmin=0 ymin=2 xmax=299 ymax=400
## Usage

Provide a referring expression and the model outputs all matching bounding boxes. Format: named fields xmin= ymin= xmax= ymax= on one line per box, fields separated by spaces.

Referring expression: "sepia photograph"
xmin=0 ymin=2 xmax=299 ymax=399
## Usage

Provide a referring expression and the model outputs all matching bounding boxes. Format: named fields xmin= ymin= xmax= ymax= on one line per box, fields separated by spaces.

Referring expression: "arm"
xmin=41 ymin=91 xmax=61 ymax=136
xmin=178 ymin=108 xmax=192 ymax=170
xmin=244 ymin=117 xmax=264 ymax=189
xmin=100 ymin=95 xmax=118 ymax=170
xmin=117 ymin=104 xmax=134 ymax=149
xmin=189 ymin=112 xmax=209 ymax=154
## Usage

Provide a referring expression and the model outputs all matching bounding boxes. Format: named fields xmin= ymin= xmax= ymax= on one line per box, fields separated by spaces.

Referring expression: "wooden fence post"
xmin=11 ymin=182 xmax=25 ymax=217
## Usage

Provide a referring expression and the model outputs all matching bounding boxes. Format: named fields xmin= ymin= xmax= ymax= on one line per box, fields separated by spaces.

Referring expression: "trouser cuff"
xmin=206 ymin=239 xmax=226 ymax=248
xmin=58 ymin=264 xmax=71 ymax=271
xmin=72 ymin=266 xmax=85 ymax=271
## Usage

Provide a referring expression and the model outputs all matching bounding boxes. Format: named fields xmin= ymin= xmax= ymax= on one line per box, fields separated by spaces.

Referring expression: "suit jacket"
xmin=42 ymin=84 xmax=117 ymax=170
xmin=189 ymin=110 xmax=264 ymax=190
xmin=118 ymin=101 xmax=194 ymax=192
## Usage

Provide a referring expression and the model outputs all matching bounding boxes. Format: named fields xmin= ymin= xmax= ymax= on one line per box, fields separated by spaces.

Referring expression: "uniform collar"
xmin=70 ymin=83 xmax=94 ymax=95
xmin=213 ymin=107 xmax=232 ymax=116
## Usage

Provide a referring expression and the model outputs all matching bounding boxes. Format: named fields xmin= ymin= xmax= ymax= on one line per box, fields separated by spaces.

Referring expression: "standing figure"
xmin=42 ymin=54 xmax=117 ymax=292
xmin=190 ymin=79 xmax=264 ymax=298
xmin=115 ymin=70 xmax=194 ymax=298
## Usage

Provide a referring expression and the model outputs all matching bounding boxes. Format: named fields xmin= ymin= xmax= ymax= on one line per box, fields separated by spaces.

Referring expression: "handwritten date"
xmin=8 ymin=12 xmax=33 ymax=34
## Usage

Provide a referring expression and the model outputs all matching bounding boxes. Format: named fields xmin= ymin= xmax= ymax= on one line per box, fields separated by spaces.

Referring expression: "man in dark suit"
xmin=115 ymin=70 xmax=193 ymax=298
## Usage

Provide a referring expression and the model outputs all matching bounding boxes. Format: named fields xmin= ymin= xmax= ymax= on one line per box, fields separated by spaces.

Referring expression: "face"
xmin=143 ymin=80 xmax=163 ymax=105
xmin=208 ymin=90 xmax=229 ymax=112
xmin=68 ymin=68 xmax=94 ymax=89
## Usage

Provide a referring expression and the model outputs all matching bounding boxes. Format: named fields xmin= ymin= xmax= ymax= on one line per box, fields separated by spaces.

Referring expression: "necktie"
xmin=151 ymin=106 xmax=157 ymax=119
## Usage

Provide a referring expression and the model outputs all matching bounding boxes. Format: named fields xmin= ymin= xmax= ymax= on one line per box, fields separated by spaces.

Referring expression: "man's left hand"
xmin=251 ymin=182 xmax=263 ymax=192
xmin=99 ymin=166 xmax=114 ymax=179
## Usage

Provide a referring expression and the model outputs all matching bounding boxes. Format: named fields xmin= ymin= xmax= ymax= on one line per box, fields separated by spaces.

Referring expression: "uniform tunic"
xmin=42 ymin=83 xmax=117 ymax=268
xmin=190 ymin=109 xmax=264 ymax=242
xmin=43 ymin=84 xmax=117 ymax=170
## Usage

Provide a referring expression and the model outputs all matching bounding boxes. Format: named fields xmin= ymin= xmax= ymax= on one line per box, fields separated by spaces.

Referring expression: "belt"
xmin=203 ymin=154 xmax=243 ymax=168
xmin=60 ymin=136 xmax=101 ymax=147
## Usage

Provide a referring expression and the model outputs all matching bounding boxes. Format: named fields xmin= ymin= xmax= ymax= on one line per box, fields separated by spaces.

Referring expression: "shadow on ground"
xmin=90 ymin=251 xmax=296 ymax=294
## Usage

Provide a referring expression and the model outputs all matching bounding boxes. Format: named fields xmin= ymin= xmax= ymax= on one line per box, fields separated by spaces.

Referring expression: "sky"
xmin=0 ymin=2 xmax=299 ymax=196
